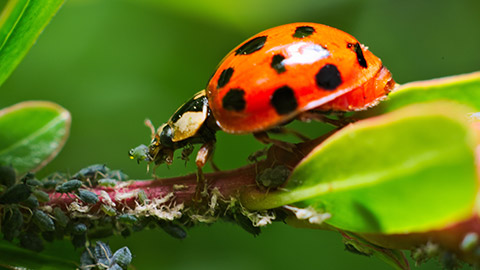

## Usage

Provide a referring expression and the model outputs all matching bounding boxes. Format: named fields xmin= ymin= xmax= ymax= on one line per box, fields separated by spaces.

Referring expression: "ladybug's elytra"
xmin=130 ymin=22 xmax=395 ymax=174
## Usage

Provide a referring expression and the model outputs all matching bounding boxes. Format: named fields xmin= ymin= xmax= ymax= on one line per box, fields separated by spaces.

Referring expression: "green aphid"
xmin=72 ymin=223 xmax=87 ymax=235
xmin=53 ymin=207 xmax=69 ymax=227
xmin=73 ymin=164 xmax=109 ymax=180
xmin=137 ymin=189 xmax=148 ymax=204
xmin=98 ymin=178 xmax=117 ymax=187
xmin=101 ymin=204 xmax=117 ymax=216
xmin=117 ymin=214 xmax=138 ymax=225
xmin=107 ymin=170 xmax=129 ymax=181
xmin=0 ymin=165 xmax=16 ymax=187
xmin=22 ymin=194 xmax=39 ymax=209
xmin=33 ymin=190 xmax=50 ymax=203
xmin=0 ymin=183 xmax=32 ymax=204
xmin=2 ymin=206 xmax=23 ymax=241
xmin=56 ymin=179 xmax=83 ymax=193
xmin=76 ymin=189 xmax=99 ymax=204
xmin=256 ymin=165 xmax=290 ymax=189
xmin=158 ymin=221 xmax=187 ymax=240
xmin=32 ymin=209 xmax=55 ymax=232
xmin=112 ymin=247 xmax=132 ymax=270
xmin=128 ymin=144 xmax=150 ymax=164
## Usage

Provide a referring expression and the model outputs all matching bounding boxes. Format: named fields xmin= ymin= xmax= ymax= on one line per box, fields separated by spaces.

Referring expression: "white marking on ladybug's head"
xmin=279 ymin=42 xmax=330 ymax=66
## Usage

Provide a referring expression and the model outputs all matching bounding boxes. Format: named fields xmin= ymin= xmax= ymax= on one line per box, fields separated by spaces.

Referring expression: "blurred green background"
xmin=1 ymin=0 xmax=479 ymax=268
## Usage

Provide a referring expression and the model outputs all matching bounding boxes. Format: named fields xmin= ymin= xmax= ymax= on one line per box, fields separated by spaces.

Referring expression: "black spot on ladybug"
xmin=293 ymin=26 xmax=315 ymax=38
xmin=217 ymin=67 xmax=234 ymax=89
xmin=348 ymin=43 xmax=367 ymax=68
xmin=222 ymin=88 xmax=246 ymax=111
xmin=235 ymin=36 xmax=267 ymax=55
xmin=271 ymin=86 xmax=298 ymax=115
xmin=315 ymin=64 xmax=342 ymax=90
xmin=271 ymin=54 xmax=286 ymax=74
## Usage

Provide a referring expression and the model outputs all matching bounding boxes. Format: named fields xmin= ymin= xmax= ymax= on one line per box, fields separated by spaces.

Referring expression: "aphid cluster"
xmin=0 ymin=165 xmax=127 ymax=254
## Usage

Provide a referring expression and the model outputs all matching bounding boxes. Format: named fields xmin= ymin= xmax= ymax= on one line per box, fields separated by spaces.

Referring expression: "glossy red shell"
xmin=206 ymin=22 xmax=394 ymax=134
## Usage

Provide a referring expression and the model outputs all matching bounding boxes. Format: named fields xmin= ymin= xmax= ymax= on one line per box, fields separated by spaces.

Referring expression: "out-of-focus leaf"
xmin=369 ymin=71 xmax=480 ymax=114
xmin=137 ymin=0 xmax=357 ymax=31
xmin=243 ymin=102 xmax=478 ymax=234
xmin=0 ymin=240 xmax=77 ymax=269
xmin=0 ymin=0 xmax=64 ymax=87
xmin=0 ymin=101 xmax=71 ymax=175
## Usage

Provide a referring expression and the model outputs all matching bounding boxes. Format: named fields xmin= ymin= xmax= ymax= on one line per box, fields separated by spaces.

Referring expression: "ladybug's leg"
xmin=253 ymin=132 xmax=296 ymax=152
xmin=269 ymin=127 xmax=310 ymax=142
xmin=298 ymin=111 xmax=352 ymax=127
xmin=194 ymin=141 xmax=216 ymax=200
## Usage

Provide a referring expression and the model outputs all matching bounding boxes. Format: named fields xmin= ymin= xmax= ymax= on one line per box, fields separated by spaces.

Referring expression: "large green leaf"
xmin=0 ymin=101 xmax=70 ymax=175
xmin=243 ymin=102 xmax=478 ymax=234
xmin=371 ymin=71 xmax=480 ymax=114
xmin=0 ymin=0 xmax=64 ymax=87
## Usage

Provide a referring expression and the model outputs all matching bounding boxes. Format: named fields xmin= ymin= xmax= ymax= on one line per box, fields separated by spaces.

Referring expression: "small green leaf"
xmin=0 ymin=0 xmax=65 ymax=87
xmin=243 ymin=102 xmax=478 ymax=234
xmin=0 ymin=101 xmax=71 ymax=175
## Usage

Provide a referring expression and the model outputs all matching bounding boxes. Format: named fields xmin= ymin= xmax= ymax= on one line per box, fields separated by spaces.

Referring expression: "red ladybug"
xmin=130 ymin=22 xmax=395 ymax=173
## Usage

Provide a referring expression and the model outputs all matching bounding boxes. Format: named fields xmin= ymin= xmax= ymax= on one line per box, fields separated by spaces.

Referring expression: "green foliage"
xmin=0 ymin=101 xmax=71 ymax=175
xmin=244 ymin=102 xmax=478 ymax=235
xmin=372 ymin=72 xmax=480 ymax=113
xmin=0 ymin=0 xmax=64 ymax=87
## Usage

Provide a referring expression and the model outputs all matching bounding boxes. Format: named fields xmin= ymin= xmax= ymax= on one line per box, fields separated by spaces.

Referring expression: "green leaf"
xmin=0 ymin=241 xmax=77 ymax=269
xmin=0 ymin=101 xmax=71 ymax=175
xmin=243 ymin=102 xmax=478 ymax=234
xmin=371 ymin=71 xmax=480 ymax=114
xmin=0 ymin=0 xmax=64 ymax=87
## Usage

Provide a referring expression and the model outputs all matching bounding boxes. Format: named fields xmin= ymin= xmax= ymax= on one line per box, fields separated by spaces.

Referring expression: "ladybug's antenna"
xmin=144 ymin=119 xmax=156 ymax=139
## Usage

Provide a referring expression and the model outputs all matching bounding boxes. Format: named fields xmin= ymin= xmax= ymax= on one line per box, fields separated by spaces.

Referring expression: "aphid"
xmin=22 ymin=194 xmax=39 ymax=209
xmin=128 ymin=144 xmax=150 ymax=164
xmin=0 ymin=165 xmax=16 ymax=187
xmin=98 ymin=178 xmax=117 ymax=187
xmin=117 ymin=214 xmax=138 ymax=225
xmin=157 ymin=221 xmax=187 ymax=239
xmin=2 ymin=206 xmax=23 ymax=241
xmin=32 ymin=209 xmax=55 ymax=232
xmin=256 ymin=165 xmax=290 ymax=188
xmin=112 ymin=246 xmax=132 ymax=269
xmin=101 ymin=204 xmax=117 ymax=216
xmin=0 ymin=183 xmax=32 ymax=204
xmin=53 ymin=207 xmax=69 ymax=227
xmin=72 ymin=223 xmax=88 ymax=235
xmin=73 ymin=164 xmax=109 ymax=181
xmin=33 ymin=189 xmax=50 ymax=203
xmin=56 ymin=179 xmax=83 ymax=193
xmin=76 ymin=189 xmax=99 ymax=204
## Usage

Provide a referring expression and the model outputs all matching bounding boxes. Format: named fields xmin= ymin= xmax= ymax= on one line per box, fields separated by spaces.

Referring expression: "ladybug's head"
xmin=128 ymin=121 xmax=176 ymax=166
xmin=129 ymin=90 xmax=217 ymax=168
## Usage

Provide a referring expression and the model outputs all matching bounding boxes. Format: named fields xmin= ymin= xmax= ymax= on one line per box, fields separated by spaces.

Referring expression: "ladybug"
xmin=130 ymin=22 xmax=395 ymax=174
